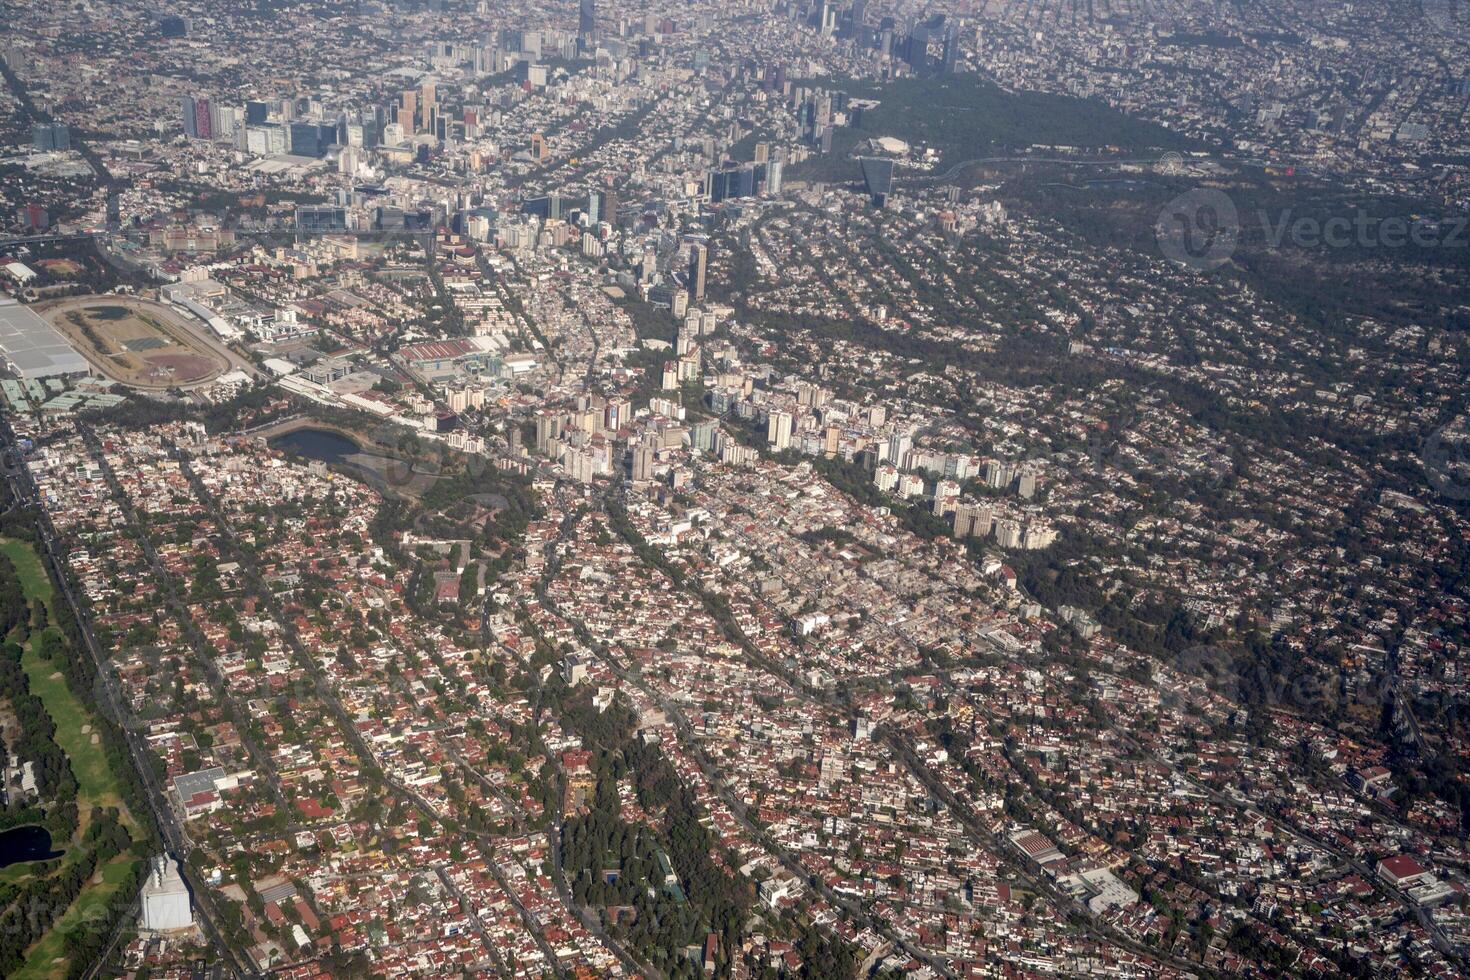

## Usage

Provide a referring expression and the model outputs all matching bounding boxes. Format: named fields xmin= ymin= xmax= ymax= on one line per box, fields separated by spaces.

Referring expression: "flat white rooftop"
xmin=0 ymin=299 xmax=89 ymax=379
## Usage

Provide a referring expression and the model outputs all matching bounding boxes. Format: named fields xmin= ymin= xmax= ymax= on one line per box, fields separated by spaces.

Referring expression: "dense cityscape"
xmin=0 ymin=0 xmax=1468 ymax=977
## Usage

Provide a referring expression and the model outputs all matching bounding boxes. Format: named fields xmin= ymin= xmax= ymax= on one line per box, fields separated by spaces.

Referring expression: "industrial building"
xmin=139 ymin=854 xmax=194 ymax=931
xmin=0 ymin=299 xmax=90 ymax=379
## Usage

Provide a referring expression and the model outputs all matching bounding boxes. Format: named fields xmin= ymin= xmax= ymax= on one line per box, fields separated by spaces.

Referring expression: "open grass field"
xmin=11 ymin=856 xmax=137 ymax=980
xmin=42 ymin=297 xmax=227 ymax=389
xmin=0 ymin=539 xmax=141 ymax=979
xmin=0 ymin=539 xmax=136 ymax=823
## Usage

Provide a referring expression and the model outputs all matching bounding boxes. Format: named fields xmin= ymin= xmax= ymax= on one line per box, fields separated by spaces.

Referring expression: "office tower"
xmin=861 ymin=158 xmax=895 ymax=208
xmin=31 ymin=123 xmax=69 ymax=151
xmin=530 ymin=133 xmax=548 ymax=163
xmin=522 ymin=194 xmax=561 ymax=220
xmin=687 ymin=242 xmax=708 ymax=302
xmin=245 ymin=100 xmax=269 ymax=124
xmin=401 ymin=90 xmax=418 ymax=132
xmin=210 ymin=104 xmax=239 ymax=141
xmin=598 ymin=188 xmax=618 ymax=227
xmin=289 ymin=122 xmax=323 ymax=157
xmin=766 ymin=159 xmax=784 ymax=195
xmin=296 ymin=206 xmax=348 ymax=235
xmin=194 ymin=97 xmax=213 ymax=139
xmin=420 ymin=80 xmax=436 ymax=130
xmin=181 ymin=95 xmax=198 ymax=137
xmin=941 ymin=23 xmax=960 ymax=74
xmin=579 ymin=0 xmax=596 ymax=39
xmin=735 ymin=166 xmax=756 ymax=198
xmin=767 ymin=411 xmax=793 ymax=450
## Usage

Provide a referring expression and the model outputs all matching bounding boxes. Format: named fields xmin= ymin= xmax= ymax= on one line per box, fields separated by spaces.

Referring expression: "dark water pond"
xmin=0 ymin=824 xmax=63 ymax=867
xmin=268 ymin=427 xmax=361 ymax=465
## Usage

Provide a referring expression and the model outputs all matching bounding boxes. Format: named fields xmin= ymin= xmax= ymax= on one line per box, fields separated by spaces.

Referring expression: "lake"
xmin=0 ymin=824 xmax=63 ymax=868
xmin=269 ymin=426 xmax=440 ymax=496
xmin=269 ymin=427 xmax=362 ymax=465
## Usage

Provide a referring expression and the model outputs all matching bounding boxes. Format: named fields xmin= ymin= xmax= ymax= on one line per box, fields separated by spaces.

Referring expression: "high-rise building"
xmin=31 ymin=123 xmax=69 ymax=152
xmin=995 ymin=518 xmax=1023 ymax=549
xmin=820 ymin=2 xmax=838 ymax=35
xmin=941 ymin=23 xmax=960 ymax=74
xmin=598 ymin=187 xmax=619 ymax=227
xmin=954 ymin=503 xmax=992 ymax=538
xmin=767 ymin=410 xmax=793 ymax=450
xmin=861 ymin=158 xmax=895 ymax=208
xmin=181 ymin=95 xmax=198 ymax=138
xmin=692 ymin=419 xmax=719 ymax=453
xmin=16 ymin=203 xmax=48 ymax=231
xmin=932 ymin=479 xmax=961 ymax=517
xmin=687 ymin=242 xmax=708 ymax=302
xmin=288 ymin=121 xmax=331 ymax=157
xmin=631 ymin=443 xmax=655 ymax=482
xmin=196 ymin=97 xmax=213 ymax=139
xmin=606 ymin=398 xmax=631 ymax=431
xmin=579 ymin=0 xmax=597 ymax=39
xmin=420 ymin=80 xmax=437 ymax=130
xmin=887 ymin=431 xmax=913 ymax=468
xmin=210 ymin=104 xmax=240 ymax=141
xmin=400 ymin=90 xmax=418 ymax=133
xmin=824 ymin=425 xmax=841 ymax=456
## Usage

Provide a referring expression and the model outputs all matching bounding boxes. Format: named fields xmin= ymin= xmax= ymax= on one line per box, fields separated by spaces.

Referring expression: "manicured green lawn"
xmin=0 ymin=539 xmax=131 ymax=822
xmin=1 ymin=537 xmax=53 ymax=610
xmin=10 ymin=855 xmax=141 ymax=980
xmin=21 ymin=632 xmax=129 ymax=816
xmin=0 ymin=539 xmax=142 ymax=977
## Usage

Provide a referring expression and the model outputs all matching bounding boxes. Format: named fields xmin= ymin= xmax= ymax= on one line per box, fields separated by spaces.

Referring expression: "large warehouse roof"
xmin=0 ymin=299 xmax=89 ymax=379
